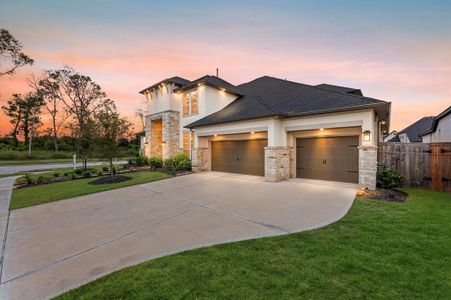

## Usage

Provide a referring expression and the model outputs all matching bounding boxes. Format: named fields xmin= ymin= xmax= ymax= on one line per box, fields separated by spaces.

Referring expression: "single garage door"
xmin=211 ymin=139 xmax=267 ymax=176
xmin=296 ymin=136 xmax=359 ymax=183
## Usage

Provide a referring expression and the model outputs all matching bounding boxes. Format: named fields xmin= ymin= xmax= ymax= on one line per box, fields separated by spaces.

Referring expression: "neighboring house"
xmin=386 ymin=117 xmax=434 ymax=143
xmin=383 ymin=130 xmax=398 ymax=142
xmin=422 ymin=106 xmax=451 ymax=143
xmin=140 ymin=75 xmax=390 ymax=189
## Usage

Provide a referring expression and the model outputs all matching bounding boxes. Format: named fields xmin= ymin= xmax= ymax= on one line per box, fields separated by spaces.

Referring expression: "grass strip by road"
xmin=56 ymin=188 xmax=451 ymax=299
xmin=0 ymin=159 xmax=74 ymax=166
xmin=14 ymin=164 xmax=126 ymax=184
xmin=10 ymin=171 xmax=169 ymax=210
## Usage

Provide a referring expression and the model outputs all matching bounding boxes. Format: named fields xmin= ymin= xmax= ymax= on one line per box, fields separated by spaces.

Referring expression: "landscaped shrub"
xmin=135 ymin=156 xmax=147 ymax=167
xmin=377 ymin=167 xmax=406 ymax=189
xmin=149 ymin=156 xmax=163 ymax=170
xmin=102 ymin=166 xmax=109 ymax=172
xmin=164 ymin=153 xmax=191 ymax=172
xmin=75 ymin=168 xmax=83 ymax=175
xmin=63 ymin=172 xmax=69 ymax=176
xmin=53 ymin=172 xmax=60 ymax=177
xmin=82 ymin=171 xmax=91 ymax=178
xmin=97 ymin=170 xmax=103 ymax=176
xmin=37 ymin=176 xmax=45 ymax=184
xmin=24 ymin=174 xmax=32 ymax=185
xmin=71 ymin=174 xmax=77 ymax=180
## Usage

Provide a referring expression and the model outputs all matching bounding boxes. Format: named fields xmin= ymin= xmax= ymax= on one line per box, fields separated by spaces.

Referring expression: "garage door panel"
xmin=296 ymin=136 xmax=358 ymax=183
xmin=211 ymin=139 xmax=266 ymax=176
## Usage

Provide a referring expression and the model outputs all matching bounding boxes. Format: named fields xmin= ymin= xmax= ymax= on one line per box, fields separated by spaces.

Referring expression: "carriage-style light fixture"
xmin=363 ymin=130 xmax=371 ymax=142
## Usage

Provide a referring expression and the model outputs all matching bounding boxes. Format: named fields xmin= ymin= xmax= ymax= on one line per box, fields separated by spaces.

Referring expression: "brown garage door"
xmin=296 ymin=136 xmax=359 ymax=183
xmin=211 ymin=139 xmax=267 ymax=176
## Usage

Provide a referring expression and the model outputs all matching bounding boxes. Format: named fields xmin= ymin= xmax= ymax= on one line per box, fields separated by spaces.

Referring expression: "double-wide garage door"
xmin=211 ymin=139 xmax=267 ymax=176
xmin=296 ymin=136 xmax=359 ymax=183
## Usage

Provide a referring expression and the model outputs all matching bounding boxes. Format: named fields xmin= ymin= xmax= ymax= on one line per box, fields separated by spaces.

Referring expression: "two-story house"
xmin=139 ymin=75 xmax=390 ymax=190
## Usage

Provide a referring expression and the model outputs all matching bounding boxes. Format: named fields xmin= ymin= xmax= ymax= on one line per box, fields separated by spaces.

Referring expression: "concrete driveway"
xmin=0 ymin=172 xmax=357 ymax=299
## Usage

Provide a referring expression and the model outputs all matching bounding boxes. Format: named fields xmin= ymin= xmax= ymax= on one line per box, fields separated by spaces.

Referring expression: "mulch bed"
xmin=88 ymin=176 xmax=132 ymax=185
xmin=357 ymin=188 xmax=408 ymax=202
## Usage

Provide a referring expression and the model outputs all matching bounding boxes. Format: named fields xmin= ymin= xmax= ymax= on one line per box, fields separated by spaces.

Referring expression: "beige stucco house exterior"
xmin=140 ymin=75 xmax=390 ymax=190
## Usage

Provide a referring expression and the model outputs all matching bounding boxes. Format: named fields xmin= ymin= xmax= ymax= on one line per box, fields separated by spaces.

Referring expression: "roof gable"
xmin=422 ymin=106 xmax=451 ymax=136
xmin=139 ymin=76 xmax=190 ymax=94
xmin=175 ymin=75 xmax=242 ymax=95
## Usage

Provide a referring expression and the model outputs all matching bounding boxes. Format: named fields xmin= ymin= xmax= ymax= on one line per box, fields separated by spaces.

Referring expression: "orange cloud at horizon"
xmin=0 ymin=38 xmax=450 ymax=137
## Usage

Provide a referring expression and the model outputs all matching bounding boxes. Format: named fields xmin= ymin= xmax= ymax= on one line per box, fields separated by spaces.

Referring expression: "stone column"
xmin=192 ymin=147 xmax=209 ymax=172
xmin=143 ymin=115 xmax=152 ymax=157
xmin=162 ymin=111 xmax=180 ymax=160
xmin=358 ymin=145 xmax=377 ymax=190
xmin=264 ymin=146 xmax=292 ymax=182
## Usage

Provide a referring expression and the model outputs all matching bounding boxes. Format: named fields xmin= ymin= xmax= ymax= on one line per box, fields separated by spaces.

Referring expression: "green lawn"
xmin=56 ymin=189 xmax=451 ymax=299
xmin=10 ymin=171 xmax=169 ymax=210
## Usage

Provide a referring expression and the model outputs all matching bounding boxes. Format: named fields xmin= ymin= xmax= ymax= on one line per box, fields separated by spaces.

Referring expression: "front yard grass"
xmin=57 ymin=188 xmax=450 ymax=299
xmin=10 ymin=171 xmax=169 ymax=210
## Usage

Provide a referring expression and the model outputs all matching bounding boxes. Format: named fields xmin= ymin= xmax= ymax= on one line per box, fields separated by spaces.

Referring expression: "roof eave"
xmin=175 ymin=82 xmax=243 ymax=96
xmin=186 ymin=102 xmax=389 ymax=129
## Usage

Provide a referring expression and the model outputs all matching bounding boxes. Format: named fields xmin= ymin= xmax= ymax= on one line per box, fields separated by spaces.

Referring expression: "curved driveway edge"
xmin=0 ymin=172 xmax=356 ymax=300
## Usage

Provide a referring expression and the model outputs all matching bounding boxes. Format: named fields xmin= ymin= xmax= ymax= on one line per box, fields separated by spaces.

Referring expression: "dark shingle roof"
xmin=398 ymin=116 xmax=434 ymax=142
xmin=175 ymin=75 xmax=243 ymax=95
xmin=139 ymin=76 xmax=190 ymax=94
xmin=422 ymin=106 xmax=451 ymax=136
xmin=186 ymin=76 xmax=388 ymax=128
xmin=316 ymin=84 xmax=363 ymax=96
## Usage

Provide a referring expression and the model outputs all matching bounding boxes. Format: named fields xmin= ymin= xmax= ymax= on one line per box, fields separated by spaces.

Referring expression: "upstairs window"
xmin=182 ymin=91 xmax=199 ymax=116
xmin=191 ymin=91 xmax=198 ymax=114
xmin=183 ymin=94 xmax=190 ymax=116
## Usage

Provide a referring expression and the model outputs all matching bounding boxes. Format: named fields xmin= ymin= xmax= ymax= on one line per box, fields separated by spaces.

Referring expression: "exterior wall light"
xmin=363 ymin=130 xmax=371 ymax=142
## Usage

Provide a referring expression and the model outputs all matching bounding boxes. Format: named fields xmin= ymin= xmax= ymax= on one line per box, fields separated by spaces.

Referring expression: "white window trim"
xmin=183 ymin=91 xmax=198 ymax=117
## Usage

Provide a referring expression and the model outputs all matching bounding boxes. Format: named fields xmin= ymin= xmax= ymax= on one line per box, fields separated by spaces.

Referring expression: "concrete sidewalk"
xmin=0 ymin=172 xmax=357 ymax=299
xmin=0 ymin=177 xmax=18 ymax=290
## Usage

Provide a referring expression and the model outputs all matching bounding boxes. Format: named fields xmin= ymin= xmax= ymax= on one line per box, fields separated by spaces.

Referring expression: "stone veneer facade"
xmin=264 ymin=146 xmax=292 ymax=182
xmin=358 ymin=145 xmax=377 ymax=190
xmin=144 ymin=110 xmax=180 ymax=160
xmin=191 ymin=147 xmax=209 ymax=172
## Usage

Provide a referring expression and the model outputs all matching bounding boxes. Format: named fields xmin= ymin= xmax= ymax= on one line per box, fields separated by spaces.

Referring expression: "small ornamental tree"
xmin=94 ymin=103 xmax=132 ymax=177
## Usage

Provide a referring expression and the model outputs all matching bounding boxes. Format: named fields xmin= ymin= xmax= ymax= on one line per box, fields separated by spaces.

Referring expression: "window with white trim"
xmin=182 ymin=91 xmax=198 ymax=116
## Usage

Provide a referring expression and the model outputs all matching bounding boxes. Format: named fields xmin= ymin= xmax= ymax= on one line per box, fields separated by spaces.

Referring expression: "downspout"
xmin=190 ymin=128 xmax=194 ymax=160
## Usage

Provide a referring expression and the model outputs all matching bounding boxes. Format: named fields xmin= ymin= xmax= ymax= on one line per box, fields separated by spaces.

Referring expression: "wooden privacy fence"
xmin=378 ymin=142 xmax=451 ymax=192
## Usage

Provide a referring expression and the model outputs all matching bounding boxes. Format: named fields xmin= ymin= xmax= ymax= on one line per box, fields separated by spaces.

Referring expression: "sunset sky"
xmin=1 ymin=0 xmax=450 ymax=136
